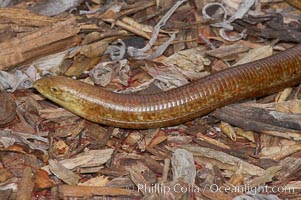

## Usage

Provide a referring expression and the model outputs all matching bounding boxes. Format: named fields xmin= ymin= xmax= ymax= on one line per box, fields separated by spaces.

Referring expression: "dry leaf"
xmin=275 ymin=88 xmax=292 ymax=103
xmin=235 ymin=128 xmax=255 ymax=143
xmin=220 ymin=122 xmax=237 ymax=142
xmin=163 ymin=46 xmax=210 ymax=73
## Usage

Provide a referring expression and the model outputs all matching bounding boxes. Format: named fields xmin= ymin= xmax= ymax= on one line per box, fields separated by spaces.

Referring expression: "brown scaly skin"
xmin=34 ymin=44 xmax=301 ymax=129
xmin=285 ymin=0 xmax=301 ymax=10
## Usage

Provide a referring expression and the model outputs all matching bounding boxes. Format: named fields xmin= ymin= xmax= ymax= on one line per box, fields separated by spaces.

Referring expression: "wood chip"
xmin=0 ymin=18 xmax=80 ymax=70
xmin=175 ymin=145 xmax=265 ymax=177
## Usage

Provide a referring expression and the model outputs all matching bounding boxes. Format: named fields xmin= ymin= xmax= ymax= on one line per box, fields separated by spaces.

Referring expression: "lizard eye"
xmin=50 ymin=87 xmax=58 ymax=93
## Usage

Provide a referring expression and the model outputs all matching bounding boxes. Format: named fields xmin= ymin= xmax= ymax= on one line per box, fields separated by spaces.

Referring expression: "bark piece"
xmin=49 ymin=159 xmax=80 ymax=185
xmin=16 ymin=166 xmax=34 ymax=200
xmin=174 ymin=144 xmax=265 ymax=177
xmin=54 ymin=119 xmax=85 ymax=138
xmin=64 ymin=55 xmax=100 ymax=77
xmin=85 ymin=122 xmax=111 ymax=147
xmin=279 ymin=157 xmax=301 ymax=180
xmin=205 ymin=43 xmax=249 ymax=61
xmin=234 ymin=45 xmax=273 ymax=66
xmin=143 ymin=154 xmax=164 ymax=175
xmin=42 ymin=149 xmax=114 ymax=173
xmin=248 ymin=166 xmax=281 ymax=187
xmin=0 ymin=168 xmax=13 ymax=183
xmin=213 ymin=104 xmax=301 ymax=140
xmin=0 ymin=18 xmax=80 ymax=70
xmin=33 ymin=169 xmax=55 ymax=189
xmin=0 ymin=7 xmax=59 ymax=28
xmin=0 ymin=89 xmax=16 ymax=126
xmin=79 ymin=176 xmax=109 ymax=186
xmin=106 ymin=177 xmax=135 ymax=188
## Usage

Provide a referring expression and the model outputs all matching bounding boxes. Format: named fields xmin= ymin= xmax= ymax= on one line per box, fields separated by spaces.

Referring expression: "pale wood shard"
xmin=64 ymin=55 xmax=100 ymax=77
xmin=0 ymin=8 xmax=60 ymax=28
xmin=248 ymin=166 xmax=282 ymax=187
xmin=175 ymin=145 xmax=265 ymax=177
xmin=42 ymin=149 xmax=114 ymax=173
xmin=261 ymin=143 xmax=301 ymax=160
xmin=0 ymin=18 xmax=80 ymax=70
xmin=205 ymin=43 xmax=250 ymax=60
xmin=48 ymin=159 xmax=80 ymax=185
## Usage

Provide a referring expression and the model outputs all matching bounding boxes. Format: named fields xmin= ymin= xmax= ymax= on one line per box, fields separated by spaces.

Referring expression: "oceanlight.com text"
xmin=137 ymin=183 xmax=295 ymax=195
